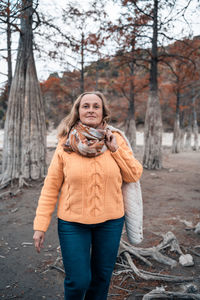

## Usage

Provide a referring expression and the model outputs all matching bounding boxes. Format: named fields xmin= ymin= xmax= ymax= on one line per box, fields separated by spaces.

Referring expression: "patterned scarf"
xmin=63 ymin=122 xmax=108 ymax=157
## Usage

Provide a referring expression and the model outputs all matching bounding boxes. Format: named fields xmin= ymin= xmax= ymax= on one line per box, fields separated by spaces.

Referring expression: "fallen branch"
xmin=142 ymin=287 xmax=200 ymax=299
xmin=49 ymin=265 xmax=65 ymax=274
xmin=120 ymin=231 xmax=183 ymax=267
xmin=124 ymin=252 xmax=193 ymax=282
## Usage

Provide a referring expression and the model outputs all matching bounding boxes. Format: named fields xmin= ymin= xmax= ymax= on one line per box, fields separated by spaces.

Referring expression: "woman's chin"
xmin=83 ymin=121 xmax=100 ymax=128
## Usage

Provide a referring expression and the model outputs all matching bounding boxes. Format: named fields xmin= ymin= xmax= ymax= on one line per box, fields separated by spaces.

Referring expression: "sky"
xmin=0 ymin=0 xmax=200 ymax=88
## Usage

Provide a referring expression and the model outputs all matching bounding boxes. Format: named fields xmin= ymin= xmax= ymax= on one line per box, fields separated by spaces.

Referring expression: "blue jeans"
xmin=58 ymin=216 xmax=124 ymax=300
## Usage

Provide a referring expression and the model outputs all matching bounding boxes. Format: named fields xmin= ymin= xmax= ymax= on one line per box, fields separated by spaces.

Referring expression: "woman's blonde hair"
xmin=57 ymin=91 xmax=111 ymax=138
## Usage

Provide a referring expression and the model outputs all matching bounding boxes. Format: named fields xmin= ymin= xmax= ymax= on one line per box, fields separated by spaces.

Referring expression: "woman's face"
xmin=79 ymin=94 xmax=103 ymax=128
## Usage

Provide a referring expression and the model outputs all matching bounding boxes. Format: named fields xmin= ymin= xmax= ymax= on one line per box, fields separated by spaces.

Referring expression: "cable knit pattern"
xmin=33 ymin=132 xmax=143 ymax=232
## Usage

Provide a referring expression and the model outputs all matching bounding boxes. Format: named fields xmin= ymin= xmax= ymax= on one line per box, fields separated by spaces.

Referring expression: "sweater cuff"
xmin=33 ymin=216 xmax=50 ymax=232
xmin=110 ymin=145 xmax=123 ymax=158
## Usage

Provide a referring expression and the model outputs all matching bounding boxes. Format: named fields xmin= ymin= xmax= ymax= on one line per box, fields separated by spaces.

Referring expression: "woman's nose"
xmin=88 ymin=106 xmax=95 ymax=113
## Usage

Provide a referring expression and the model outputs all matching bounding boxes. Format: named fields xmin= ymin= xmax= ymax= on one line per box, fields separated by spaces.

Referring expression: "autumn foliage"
xmin=37 ymin=36 xmax=199 ymax=131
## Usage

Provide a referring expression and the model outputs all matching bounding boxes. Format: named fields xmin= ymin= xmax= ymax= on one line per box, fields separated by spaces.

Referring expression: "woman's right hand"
xmin=33 ymin=230 xmax=45 ymax=253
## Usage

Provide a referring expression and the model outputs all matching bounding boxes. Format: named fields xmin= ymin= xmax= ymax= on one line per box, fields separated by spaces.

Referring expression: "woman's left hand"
xmin=105 ymin=129 xmax=119 ymax=152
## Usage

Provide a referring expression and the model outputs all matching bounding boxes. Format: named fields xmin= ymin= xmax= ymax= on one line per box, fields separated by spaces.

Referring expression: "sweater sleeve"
xmin=111 ymin=132 xmax=143 ymax=183
xmin=33 ymin=143 xmax=64 ymax=232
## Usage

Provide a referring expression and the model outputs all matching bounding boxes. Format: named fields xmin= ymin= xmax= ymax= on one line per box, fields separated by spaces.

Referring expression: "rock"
xmin=184 ymin=284 xmax=199 ymax=293
xmin=194 ymin=222 xmax=200 ymax=234
xmin=179 ymin=254 xmax=194 ymax=266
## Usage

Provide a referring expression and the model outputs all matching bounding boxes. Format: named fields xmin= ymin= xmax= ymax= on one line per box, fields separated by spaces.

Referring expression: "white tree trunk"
xmin=143 ymin=91 xmax=162 ymax=169
xmin=172 ymin=115 xmax=181 ymax=153
xmin=193 ymin=118 xmax=199 ymax=151
xmin=180 ymin=128 xmax=185 ymax=152
xmin=185 ymin=125 xmax=192 ymax=151
xmin=21 ymin=54 xmax=46 ymax=179
xmin=1 ymin=0 xmax=46 ymax=187
xmin=125 ymin=118 xmax=136 ymax=150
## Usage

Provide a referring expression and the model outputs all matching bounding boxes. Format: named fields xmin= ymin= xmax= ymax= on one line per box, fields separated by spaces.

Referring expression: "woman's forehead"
xmin=81 ymin=94 xmax=102 ymax=104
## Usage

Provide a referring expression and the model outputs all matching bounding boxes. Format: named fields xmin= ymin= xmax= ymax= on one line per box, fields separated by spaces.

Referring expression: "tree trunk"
xmin=143 ymin=91 xmax=162 ymax=169
xmin=143 ymin=0 xmax=162 ymax=169
xmin=80 ymin=32 xmax=84 ymax=93
xmin=1 ymin=0 xmax=46 ymax=188
xmin=125 ymin=60 xmax=136 ymax=150
xmin=95 ymin=61 xmax=99 ymax=90
xmin=192 ymin=95 xmax=199 ymax=151
xmin=172 ymin=115 xmax=181 ymax=153
xmin=172 ymin=90 xmax=181 ymax=153
xmin=7 ymin=0 xmax=13 ymax=96
xmin=180 ymin=128 xmax=185 ymax=152
xmin=185 ymin=115 xmax=192 ymax=151
xmin=193 ymin=119 xmax=199 ymax=151
xmin=125 ymin=118 xmax=136 ymax=150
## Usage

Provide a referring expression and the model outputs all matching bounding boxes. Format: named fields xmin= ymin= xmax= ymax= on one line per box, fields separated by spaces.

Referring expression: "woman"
xmin=33 ymin=91 xmax=143 ymax=300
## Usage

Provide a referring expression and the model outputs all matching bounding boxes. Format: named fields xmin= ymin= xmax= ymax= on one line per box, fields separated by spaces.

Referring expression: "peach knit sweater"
xmin=33 ymin=132 xmax=143 ymax=232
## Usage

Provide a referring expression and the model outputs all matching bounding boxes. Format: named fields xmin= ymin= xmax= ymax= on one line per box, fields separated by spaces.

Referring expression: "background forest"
xmin=40 ymin=36 xmax=200 ymax=131
xmin=0 ymin=0 xmax=200 ymax=185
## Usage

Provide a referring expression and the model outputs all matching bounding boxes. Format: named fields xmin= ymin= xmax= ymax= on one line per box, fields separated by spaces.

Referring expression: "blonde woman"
xmin=33 ymin=91 xmax=143 ymax=300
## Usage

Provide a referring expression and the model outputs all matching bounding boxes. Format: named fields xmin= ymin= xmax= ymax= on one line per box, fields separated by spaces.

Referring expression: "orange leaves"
xmin=40 ymin=77 xmax=61 ymax=94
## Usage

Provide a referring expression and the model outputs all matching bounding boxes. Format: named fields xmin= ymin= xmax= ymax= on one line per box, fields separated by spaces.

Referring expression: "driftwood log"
xmin=118 ymin=231 xmax=194 ymax=282
xmin=142 ymin=286 xmax=200 ymax=300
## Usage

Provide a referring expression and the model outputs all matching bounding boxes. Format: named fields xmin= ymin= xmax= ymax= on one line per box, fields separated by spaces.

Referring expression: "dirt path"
xmin=0 ymin=148 xmax=200 ymax=299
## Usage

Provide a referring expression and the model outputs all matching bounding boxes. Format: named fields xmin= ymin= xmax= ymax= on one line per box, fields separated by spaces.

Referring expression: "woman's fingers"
xmin=105 ymin=130 xmax=118 ymax=152
xmin=33 ymin=231 xmax=45 ymax=253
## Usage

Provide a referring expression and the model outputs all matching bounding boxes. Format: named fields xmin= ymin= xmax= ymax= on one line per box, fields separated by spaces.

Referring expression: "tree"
xmin=0 ymin=0 xmax=22 ymax=94
xmin=161 ymin=38 xmax=200 ymax=152
xmin=62 ymin=3 xmax=106 ymax=94
xmin=104 ymin=0 xmax=150 ymax=149
xmin=1 ymin=0 xmax=46 ymax=188
xmin=131 ymin=0 xmax=195 ymax=168
xmin=142 ymin=0 xmax=163 ymax=169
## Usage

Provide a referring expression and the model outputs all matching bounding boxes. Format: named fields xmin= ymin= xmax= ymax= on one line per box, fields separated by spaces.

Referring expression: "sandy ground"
xmin=0 ymin=145 xmax=200 ymax=299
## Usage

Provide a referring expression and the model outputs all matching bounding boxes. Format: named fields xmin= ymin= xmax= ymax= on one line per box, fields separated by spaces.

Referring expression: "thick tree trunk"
xmin=1 ymin=0 xmax=46 ymax=187
xmin=143 ymin=91 xmax=162 ymax=169
xmin=143 ymin=0 xmax=162 ymax=169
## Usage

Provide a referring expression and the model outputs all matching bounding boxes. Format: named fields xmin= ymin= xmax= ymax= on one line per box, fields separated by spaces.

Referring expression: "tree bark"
xmin=172 ymin=90 xmax=181 ymax=153
xmin=172 ymin=115 xmax=181 ymax=153
xmin=193 ymin=119 xmax=199 ymax=151
xmin=185 ymin=115 xmax=192 ymax=151
xmin=80 ymin=32 xmax=84 ymax=93
xmin=143 ymin=0 xmax=162 ymax=169
xmin=7 ymin=0 xmax=13 ymax=96
xmin=143 ymin=91 xmax=162 ymax=169
xmin=1 ymin=0 xmax=46 ymax=187
xmin=192 ymin=95 xmax=199 ymax=151
xmin=125 ymin=60 xmax=136 ymax=149
xmin=179 ymin=128 xmax=185 ymax=151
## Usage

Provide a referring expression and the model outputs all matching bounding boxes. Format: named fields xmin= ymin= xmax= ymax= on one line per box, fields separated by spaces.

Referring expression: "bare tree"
xmin=0 ymin=0 xmax=22 ymax=94
xmin=62 ymin=3 xmax=105 ymax=94
xmin=1 ymin=0 xmax=46 ymax=188
xmin=103 ymin=0 xmax=150 ymax=149
xmin=142 ymin=0 xmax=162 ymax=169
